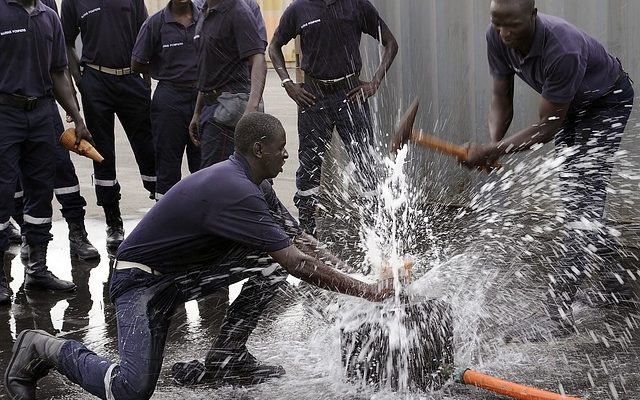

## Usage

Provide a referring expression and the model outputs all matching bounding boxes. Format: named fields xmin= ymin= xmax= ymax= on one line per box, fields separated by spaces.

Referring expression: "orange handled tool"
xmin=390 ymin=98 xmax=501 ymax=170
xmin=60 ymin=128 xmax=104 ymax=163
xmin=457 ymin=368 xmax=582 ymax=400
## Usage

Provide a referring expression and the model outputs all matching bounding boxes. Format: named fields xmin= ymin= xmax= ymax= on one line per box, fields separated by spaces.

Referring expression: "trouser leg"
xmin=549 ymin=77 xmax=634 ymax=314
xmin=294 ymin=86 xmax=334 ymax=235
xmin=115 ymin=74 xmax=156 ymax=198
xmin=151 ymin=83 xmax=198 ymax=198
xmin=78 ymin=69 xmax=121 ymax=207
xmin=58 ymin=269 xmax=180 ymax=399
xmin=199 ymin=103 xmax=236 ymax=169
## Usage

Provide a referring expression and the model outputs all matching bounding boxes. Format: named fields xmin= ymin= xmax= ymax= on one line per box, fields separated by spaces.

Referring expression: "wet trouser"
xmin=77 ymin=67 xmax=156 ymax=206
xmin=549 ymin=73 xmax=635 ymax=314
xmin=151 ymin=82 xmax=200 ymax=199
xmin=294 ymin=79 xmax=376 ymax=231
xmin=0 ymin=98 xmax=56 ymax=251
xmin=13 ymin=102 xmax=86 ymax=224
xmin=56 ymin=246 xmax=287 ymax=400
xmin=199 ymin=101 xmax=237 ymax=169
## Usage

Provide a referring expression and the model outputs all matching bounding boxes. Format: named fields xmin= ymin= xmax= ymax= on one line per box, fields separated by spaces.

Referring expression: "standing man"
xmin=189 ymin=0 xmax=267 ymax=169
xmin=61 ymin=0 xmax=157 ymax=250
xmin=464 ymin=0 xmax=635 ymax=340
xmin=5 ymin=113 xmax=392 ymax=399
xmin=269 ymin=0 xmax=398 ymax=236
xmin=131 ymin=0 xmax=202 ymax=200
xmin=10 ymin=0 xmax=100 ymax=263
xmin=0 ymin=0 xmax=92 ymax=302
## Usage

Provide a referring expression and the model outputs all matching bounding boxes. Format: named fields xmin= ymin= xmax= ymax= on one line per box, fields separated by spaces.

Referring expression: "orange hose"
xmin=460 ymin=369 xmax=582 ymax=400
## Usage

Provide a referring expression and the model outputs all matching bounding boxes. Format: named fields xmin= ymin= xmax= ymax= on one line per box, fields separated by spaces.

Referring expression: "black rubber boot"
xmin=68 ymin=221 xmax=99 ymax=261
xmin=206 ymin=347 xmax=285 ymax=384
xmin=104 ymin=204 xmax=124 ymax=250
xmin=4 ymin=329 xmax=67 ymax=400
xmin=24 ymin=244 xmax=76 ymax=292
xmin=7 ymin=221 xmax=22 ymax=244
xmin=0 ymin=252 xmax=11 ymax=305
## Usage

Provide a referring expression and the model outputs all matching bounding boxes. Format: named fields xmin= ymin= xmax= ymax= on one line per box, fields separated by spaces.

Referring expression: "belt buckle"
xmin=24 ymin=96 xmax=38 ymax=111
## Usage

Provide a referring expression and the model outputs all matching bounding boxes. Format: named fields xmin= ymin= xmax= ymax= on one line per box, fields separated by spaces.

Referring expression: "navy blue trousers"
xmin=294 ymin=82 xmax=376 ymax=226
xmin=551 ymin=74 xmax=635 ymax=303
xmin=13 ymin=102 xmax=87 ymax=225
xmin=77 ymin=67 xmax=156 ymax=206
xmin=0 ymin=99 xmax=56 ymax=250
xmin=151 ymin=82 xmax=200 ymax=198
xmin=198 ymin=101 xmax=235 ymax=169
xmin=57 ymin=246 xmax=287 ymax=400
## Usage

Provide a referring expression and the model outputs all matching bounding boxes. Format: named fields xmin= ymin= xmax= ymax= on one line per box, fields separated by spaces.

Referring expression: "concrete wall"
xmin=363 ymin=0 xmax=640 ymax=223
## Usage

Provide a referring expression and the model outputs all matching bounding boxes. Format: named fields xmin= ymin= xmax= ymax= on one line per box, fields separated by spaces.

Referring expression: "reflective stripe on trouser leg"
xmin=18 ymin=99 xmax=55 ymax=245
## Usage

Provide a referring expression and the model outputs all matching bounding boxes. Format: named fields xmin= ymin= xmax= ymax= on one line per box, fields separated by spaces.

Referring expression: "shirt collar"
xmin=163 ymin=1 xmax=201 ymax=24
xmin=204 ymin=0 xmax=233 ymax=17
xmin=5 ymin=0 xmax=48 ymax=14
xmin=525 ymin=14 xmax=545 ymax=59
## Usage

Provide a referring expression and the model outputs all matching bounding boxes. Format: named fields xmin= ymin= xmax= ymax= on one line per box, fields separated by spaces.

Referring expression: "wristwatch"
xmin=281 ymin=78 xmax=293 ymax=87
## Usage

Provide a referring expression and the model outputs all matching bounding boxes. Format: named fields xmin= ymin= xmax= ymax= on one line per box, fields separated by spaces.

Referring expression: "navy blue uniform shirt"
xmin=0 ymin=0 xmax=67 ymax=97
xmin=194 ymin=0 xmax=265 ymax=93
xmin=271 ymin=0 xmax=387 ymax=80
xmin=41 ymin=0 xmax=58 ymax=14
xmin=61 ymin=0 xmax=148 ymax=68
xmin=132 ymin=1 xmax=201 ymax=82
xmin=116 ymin=153 xmax=300 ymax=273
xmin=487 ymin=13 xmax=619 ymax=108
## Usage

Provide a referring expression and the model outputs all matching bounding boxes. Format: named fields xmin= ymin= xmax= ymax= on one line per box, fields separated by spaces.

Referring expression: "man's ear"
xmin=252 ymin=141 xmax=263 ymax=158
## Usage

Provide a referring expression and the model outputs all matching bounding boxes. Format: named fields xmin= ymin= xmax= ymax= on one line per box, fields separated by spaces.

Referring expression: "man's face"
xmin=490 ymin=1 xmax=536 ymax=51
xmin=260 ymin=130 xmax=288 ymax=179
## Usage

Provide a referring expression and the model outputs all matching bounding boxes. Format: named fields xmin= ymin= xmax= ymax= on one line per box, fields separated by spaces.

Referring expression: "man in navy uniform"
xmin=61 ymin=0 xmax=157 ymax=251
xmin=189 ymin=0 xmax=267 ymax=168
xmin=464 ymin=0 xmax=635 ymax=340
xmin=269 ymin=0 xmax=398 ymax=236
xmin=0 ymin=0 xmax=92 ymax=303
xmin=9 ymin=0 xmax=100 ymax=265
xmin=5 ymin=112 xmax=392 ymax=399
xmin=131 ymin=0 xmax=202 ymax=200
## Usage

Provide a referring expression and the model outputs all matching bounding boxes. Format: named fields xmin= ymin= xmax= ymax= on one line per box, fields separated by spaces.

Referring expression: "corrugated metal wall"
xmin=362 ymin=0 xmax=640 ymax=222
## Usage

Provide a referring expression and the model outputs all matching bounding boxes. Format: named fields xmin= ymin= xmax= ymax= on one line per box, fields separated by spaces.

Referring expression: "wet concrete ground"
xmin=2 ymin=70 xmax=640 ymax=399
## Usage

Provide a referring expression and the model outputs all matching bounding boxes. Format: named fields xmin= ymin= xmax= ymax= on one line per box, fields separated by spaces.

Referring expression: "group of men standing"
xmin=1 ymin=0 xmax=637 ymax=399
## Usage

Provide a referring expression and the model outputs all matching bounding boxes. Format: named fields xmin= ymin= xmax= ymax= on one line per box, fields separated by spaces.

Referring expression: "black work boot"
xmin=7 ymin=221 xmax=22 ymax=244
xmin=68 ymin=221 xmax=100 ymax=261
xmin=104 ymin=205 xmax=124 ymax=250
xmin=0 ymin=252 xmax=12 ymax=305
xmin=205 ymin=347 xmax=285 ymax=384
xmin=4 ymin=329 xmax=67 ymax=399
xmin=24 ymin=244 xmax=76 ymax=292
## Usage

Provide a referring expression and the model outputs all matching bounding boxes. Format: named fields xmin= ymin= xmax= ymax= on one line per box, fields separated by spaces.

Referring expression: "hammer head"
xmin=390 ymin=98 xmax=419 ymax=155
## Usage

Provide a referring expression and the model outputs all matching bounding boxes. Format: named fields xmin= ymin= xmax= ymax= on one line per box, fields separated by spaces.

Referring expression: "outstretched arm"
xmin=51 ymin=69 xmax=92 ymax=145
xmin=269 ymin=243 xmax=392 ymax=301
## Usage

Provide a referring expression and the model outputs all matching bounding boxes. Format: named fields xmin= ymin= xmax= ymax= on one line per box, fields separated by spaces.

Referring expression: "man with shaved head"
xmin=5 ymin=113 xmax=392 ymax=399
xmin=463 ymin=0 xmax=635 ymax=341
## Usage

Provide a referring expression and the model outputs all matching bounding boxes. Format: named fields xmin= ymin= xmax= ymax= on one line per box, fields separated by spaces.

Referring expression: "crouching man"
xmin=4 ymin=112 xmax=391 ymax=400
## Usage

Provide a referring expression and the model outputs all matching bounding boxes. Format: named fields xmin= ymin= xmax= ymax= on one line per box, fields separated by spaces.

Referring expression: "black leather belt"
xmin=161 ymin=80 xmax=198 ymax=89
xmin=305 ymin=73 xmax=360 ymax=92
xmin=0 ymin=92 xmax=48 ymax=111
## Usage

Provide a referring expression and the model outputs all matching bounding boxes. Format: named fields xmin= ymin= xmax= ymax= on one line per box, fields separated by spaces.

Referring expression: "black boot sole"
xmin=24 ymin=284 xmax=77 ymax=293
xmin=4 ymin=330 xmax=30 ymax=399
